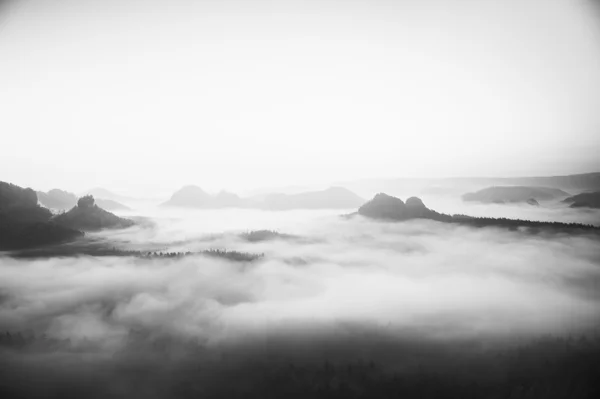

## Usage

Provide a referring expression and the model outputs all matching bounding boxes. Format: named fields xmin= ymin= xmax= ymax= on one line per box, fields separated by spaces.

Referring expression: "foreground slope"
xmin=0 ymin=181 xmax=83 ymax=250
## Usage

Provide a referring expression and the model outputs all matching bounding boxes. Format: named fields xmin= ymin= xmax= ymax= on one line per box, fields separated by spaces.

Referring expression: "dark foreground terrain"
xmin=1 ymin=330 xmax=599 ymax=398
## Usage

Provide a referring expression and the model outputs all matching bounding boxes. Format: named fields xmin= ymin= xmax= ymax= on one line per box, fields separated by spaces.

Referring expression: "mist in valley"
xmin=2 ymin=201 xmax=600 ymax=397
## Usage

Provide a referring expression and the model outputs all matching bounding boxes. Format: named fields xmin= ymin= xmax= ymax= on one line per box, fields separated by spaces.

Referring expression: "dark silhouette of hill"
xmin=53 ymin=195 xmax=134 ymax=231
xmin=563 ymin=191 xmax=600 ymax=209
xmin=0 ymin=218 xmax=84 ymax=250
xmin=358 ymin=193 xmax=451 ymax=222
xmin=1 ymin=181 xmax=38 ymax=209
xmin=357 ymin=193 xmax=599 ymax=233
xmin=259 ymin=187 xmax=364 ymax=210
xmin=1 ymin=181 xmax=83 ymax=250
xmin=163 ymin=186 xmax=363 ymax=210
xmin=462 ymin=186 xmax=570 ymax=204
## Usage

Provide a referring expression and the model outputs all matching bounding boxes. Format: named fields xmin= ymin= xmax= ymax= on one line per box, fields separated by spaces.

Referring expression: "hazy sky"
xmin=1 ymin=0 xmax=600 ymax=195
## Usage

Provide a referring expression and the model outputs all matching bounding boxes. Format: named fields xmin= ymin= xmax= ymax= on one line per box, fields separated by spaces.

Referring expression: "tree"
xmin=78 ymin=195 xmax=95 ymax=208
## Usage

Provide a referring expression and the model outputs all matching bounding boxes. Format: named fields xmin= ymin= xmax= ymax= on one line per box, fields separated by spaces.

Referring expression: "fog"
xmin=2 ymin=202 xmax=600 ymax=396
xmin=3 ymin=204 xmax=600 ymax=348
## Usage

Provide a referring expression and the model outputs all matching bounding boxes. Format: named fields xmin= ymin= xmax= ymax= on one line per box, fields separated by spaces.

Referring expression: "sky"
xmin=1 ymin=0 xmax=600 ymax=196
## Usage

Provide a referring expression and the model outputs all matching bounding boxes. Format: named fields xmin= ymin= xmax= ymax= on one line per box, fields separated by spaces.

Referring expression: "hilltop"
xmin=355 ymin=192 xmax=599 ymax=233
xmin=53 ymin=195 xmax=134 ymax=231
xmin=258 ymin=187 xmax=364 ymax=210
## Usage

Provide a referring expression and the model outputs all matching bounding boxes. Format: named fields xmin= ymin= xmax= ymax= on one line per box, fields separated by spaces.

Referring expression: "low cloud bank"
xmin=1 ymin=207 xmax=600 ymax=397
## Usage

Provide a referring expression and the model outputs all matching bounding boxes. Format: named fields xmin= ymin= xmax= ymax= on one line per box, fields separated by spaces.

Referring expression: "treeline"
xmin=240 ymin=230 xmax=296 ymax=242
xmin=11 ymin=247 xmax=265 ymax=262
xmin=450 ymin=214 xmax=600 ymax=232
xmin=2 ymin=331 xmax=600 ymax=398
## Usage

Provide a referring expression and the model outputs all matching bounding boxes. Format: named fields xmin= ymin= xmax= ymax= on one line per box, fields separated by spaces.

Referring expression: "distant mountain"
xmin=95 ymin=198 xmax=131 ymax=211
xmin=1 ymin=181 xmax=83 ymax=250
xmin=36 ymin=189 xmax=77 ymax=210
xmin=357 ymin=193 xmax=450 ymax=222
xmin=161 ymin=185 xmax=215 ymax=208
xmin=213 ymin=191 xmax=246 ymax=208
xmin=462 ymin=186 xmax=570 ymax=204
xmin=338 ymin=172 xmax=600 ymax=198
xmin=38 ymin=189 xmax=130 ymax=211
xmin=162 ymin=186 xmax=363 ymax=210
xmin=259 ymin=187 xmax=364 ymax=210
xmin=562 ymin=191 xmax=600 ymax=209
xmin=354 ymin=192 xmax=599 ymax=233
xmin=53 ymin=195 xmax=134 ymax=231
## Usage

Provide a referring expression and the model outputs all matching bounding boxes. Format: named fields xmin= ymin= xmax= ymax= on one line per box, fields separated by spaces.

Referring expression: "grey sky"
xmin=1 ymin=0 xmax=600 ymax=195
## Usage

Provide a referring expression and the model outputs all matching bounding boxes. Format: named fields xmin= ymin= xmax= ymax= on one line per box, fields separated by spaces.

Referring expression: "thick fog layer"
xmin=2 ymin=204 xmax=600 ymax=355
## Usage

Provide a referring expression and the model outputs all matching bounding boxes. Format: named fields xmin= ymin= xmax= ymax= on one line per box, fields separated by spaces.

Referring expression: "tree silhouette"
xmin=77 ymin=195 xmax=95 ymax=208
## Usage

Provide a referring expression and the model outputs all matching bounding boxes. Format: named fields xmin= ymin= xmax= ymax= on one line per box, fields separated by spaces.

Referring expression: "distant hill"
xmin=338 ymin=172 xmax=600 ymax=198
xmin=258 ymin=187 xmax=364 ymax=210
xmin=354 ymin=192 xmax=599 ymax=233
xmin=95 ymin=198 xmax=131 ymax=211
xmin=357 ymin=193 xmax=450 ymax=222
xmin=1 ymin=181 xmax=83 ymax=250
xmin=161 ymin=185 xmax=216 ymax=208
xmin=38 ymin=189 xmax=130 ymax=211
xmin=36 ymin=188 xmax=77 ymax=210
xmin=53 ymin=195 xmax=134 ymax=231
xmin=562 ymin=191 xmax=600 ymax=209
xmin=462 ymin=186 xmax=570 ymax=204
xmin=162 ymin=186 xmax=363 ymax=210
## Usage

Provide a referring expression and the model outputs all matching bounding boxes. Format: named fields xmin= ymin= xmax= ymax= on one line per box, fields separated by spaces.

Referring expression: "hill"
xmin=53 ymin=195 xmax=134 ymax=231
xmin=162 ymin=186 xmax=363 ymax=210
xmin=338 ymin=172 xmax=600 ymax=198
xmin=36 ymin=189 xmax=77 ymax=210
xmin=562 ymin=191 xmax=600 ymax=209
xmin=38 ymin=189 xmax=130 ymax=211
xmin=462 ymin=186 xmax=570 ymax=204
xmin=1 ymin=181 xmax=83 ymax=250
xmin=357 ymin=193 xmax=451 ymax=222
xmin=95 ymin=198 xmax=131 ymax=211
xmin=161 ymin=185 xmax=216 ymax=208
xmin=355 ymin=192 xmax=599 ymax=233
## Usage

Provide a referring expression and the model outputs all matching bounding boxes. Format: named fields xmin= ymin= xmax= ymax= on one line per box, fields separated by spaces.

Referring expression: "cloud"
xmin=2 ymin=206 xmax=600 ymax=352
xmin=1 ymin=203 xmax=600 ymax=399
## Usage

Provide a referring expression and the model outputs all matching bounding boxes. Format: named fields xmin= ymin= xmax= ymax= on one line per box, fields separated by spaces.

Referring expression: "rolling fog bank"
xmin=1 ymin=203 xmax=600 ymax=397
